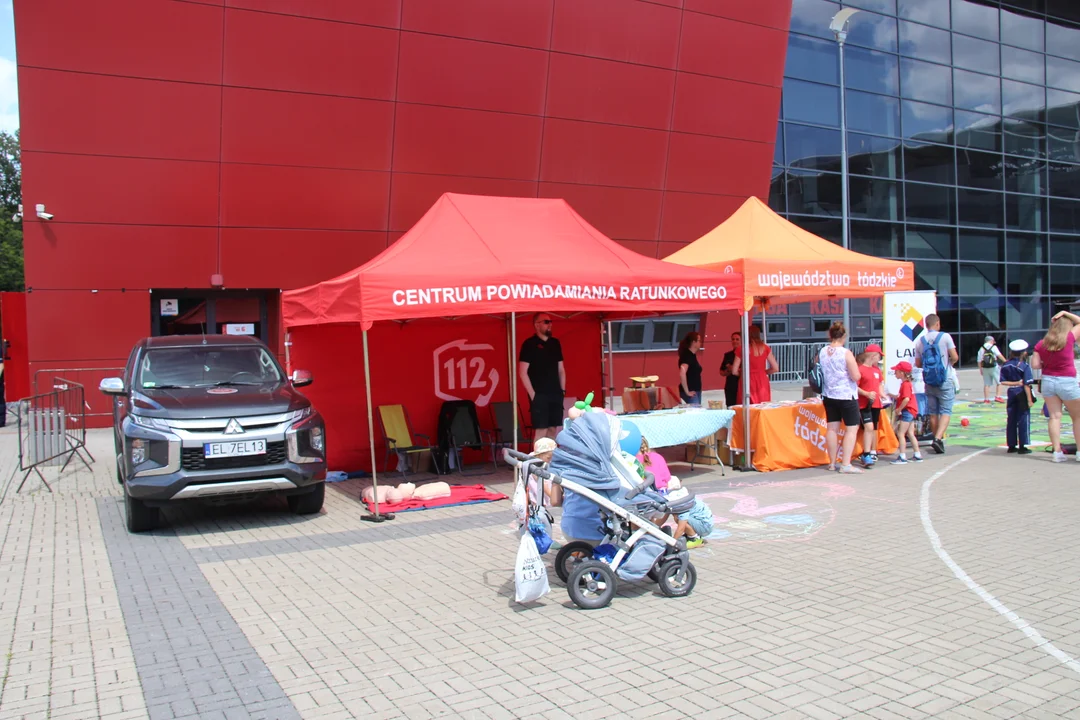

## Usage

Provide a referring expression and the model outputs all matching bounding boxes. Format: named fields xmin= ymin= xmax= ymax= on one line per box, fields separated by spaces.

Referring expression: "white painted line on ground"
xmin=920 ymin=449 xmax=1080 ymax=676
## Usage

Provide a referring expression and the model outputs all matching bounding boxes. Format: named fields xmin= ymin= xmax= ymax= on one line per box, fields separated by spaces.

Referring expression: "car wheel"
xmin=125 ymin=492 xmax=159 ymax=533
xmin=288 ymin=482 xmax=325 ymax=515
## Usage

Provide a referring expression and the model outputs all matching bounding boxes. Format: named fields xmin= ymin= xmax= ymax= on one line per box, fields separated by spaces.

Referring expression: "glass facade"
xmin=772 ymin=0 xmax=1080 ymax=362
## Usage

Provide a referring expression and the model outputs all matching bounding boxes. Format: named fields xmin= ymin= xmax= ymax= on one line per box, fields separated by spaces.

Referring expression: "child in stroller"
xmin=505 ymin=412 xmax=700 ymax=609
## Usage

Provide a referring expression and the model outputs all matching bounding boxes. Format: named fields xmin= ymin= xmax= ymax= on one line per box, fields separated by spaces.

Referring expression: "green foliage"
xmin=0 ymin=129 xmax=22 ymax=292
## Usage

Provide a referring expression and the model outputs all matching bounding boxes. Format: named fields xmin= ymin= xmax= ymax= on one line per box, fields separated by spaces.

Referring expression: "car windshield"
xmin=137 ymin=346 xmax=283 ymax=389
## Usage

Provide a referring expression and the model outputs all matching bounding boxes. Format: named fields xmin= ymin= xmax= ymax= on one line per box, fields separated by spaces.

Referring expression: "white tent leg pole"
xmin=511 ymin=312 xmax=518 ymax=447
xmin=762 ymin=305 xmax=767 ymax=343
xmin=362 ymin=328 xmax=391 ymax=522
xmin=741 ymin=311 xmax=755 ymax=471
xmin=606 ymin=320 xmax=614 ymax=411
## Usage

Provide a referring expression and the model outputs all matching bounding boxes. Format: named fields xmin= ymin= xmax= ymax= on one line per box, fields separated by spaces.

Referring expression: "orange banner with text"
xmin=728 ymin=399 xmax=898 ymax=472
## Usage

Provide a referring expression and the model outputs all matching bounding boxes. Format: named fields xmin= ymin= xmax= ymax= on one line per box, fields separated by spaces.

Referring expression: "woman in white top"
xmin=818 ymin=322 xmax=863 ymax=473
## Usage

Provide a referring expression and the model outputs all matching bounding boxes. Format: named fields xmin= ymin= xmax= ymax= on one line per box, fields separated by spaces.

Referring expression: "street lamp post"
xmin=830 ymin=8 xmax=860 ymax=333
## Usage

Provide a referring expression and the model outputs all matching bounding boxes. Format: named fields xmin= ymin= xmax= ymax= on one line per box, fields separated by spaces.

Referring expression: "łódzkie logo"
xmin=900 ymin=304 xmax=925 ymax=342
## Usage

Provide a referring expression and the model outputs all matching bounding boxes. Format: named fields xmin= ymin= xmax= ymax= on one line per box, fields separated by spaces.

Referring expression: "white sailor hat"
xmin=1009 ymin=339 xmax=1029 ymax=352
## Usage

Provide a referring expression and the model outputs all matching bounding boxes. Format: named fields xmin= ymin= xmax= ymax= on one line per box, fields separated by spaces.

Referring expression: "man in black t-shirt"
xmin=718 ymin=331 xmax=741 ymax=409
xmin=518 ymin=312 xmax=565 ymax=439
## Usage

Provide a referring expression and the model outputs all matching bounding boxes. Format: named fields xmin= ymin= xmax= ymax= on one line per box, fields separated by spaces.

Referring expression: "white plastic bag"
xmin=511 ymin=475 xmax=528 ymax=526
xmin=514 ymin=531 xmax=550 ymax=603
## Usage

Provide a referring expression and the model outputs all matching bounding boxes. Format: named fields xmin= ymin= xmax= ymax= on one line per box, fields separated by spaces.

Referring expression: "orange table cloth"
xmin=728 ymin=398 xmax=898 ymax=472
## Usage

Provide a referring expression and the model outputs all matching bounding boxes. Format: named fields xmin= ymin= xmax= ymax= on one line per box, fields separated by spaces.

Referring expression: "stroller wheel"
xmin=554 ymin=541 xmax=594 ymax=584
xmin=567 ymin=560 xmax=617 ymax=609
xmin=656 ymin=559 xmax=697 ymax=598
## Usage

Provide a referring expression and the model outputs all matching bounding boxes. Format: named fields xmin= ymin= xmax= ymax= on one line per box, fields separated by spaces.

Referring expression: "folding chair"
xmin=487 ymin=401 xmax=534 ymax=464
xmin=378 ymin=404 xmax=441 ymax=479
xmin=437 ymin=400 xmax=497 ymax=476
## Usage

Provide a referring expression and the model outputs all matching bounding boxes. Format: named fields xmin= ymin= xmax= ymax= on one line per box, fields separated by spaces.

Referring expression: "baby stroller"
xmin=503 ymin=413 xmax=698 ymax=609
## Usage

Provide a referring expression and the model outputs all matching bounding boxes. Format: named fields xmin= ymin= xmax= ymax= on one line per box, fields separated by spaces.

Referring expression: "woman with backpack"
xmin=818 ymin=321 xmax=863 ymax=474
xmin=977 ymin=336 xmax=1006 ymax=404
xmin=1031 ymin=311 xmax=1080 ymax=462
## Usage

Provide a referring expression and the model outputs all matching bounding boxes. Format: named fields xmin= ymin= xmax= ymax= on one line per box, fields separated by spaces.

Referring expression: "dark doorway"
xmin=151 ymin=290 xmax=274 ymax=344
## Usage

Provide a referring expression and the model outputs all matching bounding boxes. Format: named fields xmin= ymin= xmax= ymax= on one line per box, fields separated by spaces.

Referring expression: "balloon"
xmin=960 ymin=417 xmax=970 ymax=427
xmin=619 ymin=420 xmax=642 ymax=455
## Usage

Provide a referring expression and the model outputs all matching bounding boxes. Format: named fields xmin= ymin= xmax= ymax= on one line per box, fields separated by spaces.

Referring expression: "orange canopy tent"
xmin=664 ymin=196 xmax=915 ymax=470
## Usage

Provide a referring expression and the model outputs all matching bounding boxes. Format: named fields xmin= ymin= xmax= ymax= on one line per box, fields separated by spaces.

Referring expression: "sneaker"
xmin=839 ymin=464 xmax=864 ymax=474
xmin=1007 ymin=447 xmax=1017 ymax=453
xmin=686 ymin=537 xmax=705 ymax=549
xmin=932 ymin=439 xmax=945 ymax=454
xmin=1017 ymin=447 xmax=1032 ymax=455
xmin=912 ymin=453 xmax=924 ymax=462
xmin=891 ymin=456 xmax=908 ymax=465
xmin=1053 ymin=451 xmax=1067 ymax=463
xmin=983 ymin=400 xmax=993 ymax=404
xmin=995 ymin=397 xmax=1006 ymax=403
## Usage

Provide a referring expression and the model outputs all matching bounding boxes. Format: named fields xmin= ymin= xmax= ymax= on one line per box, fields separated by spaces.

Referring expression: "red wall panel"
xmin=402 ymin=0 xmax=554 ymax=49
xmin=540 ymin=118 xmax=668 ymax=189
xmin=220 ymin=163 xmax=390 ymax=230
xmin=537 ymin=183 xmax=663 ymax=242
xmin=666 ymin=134 xmax=775 ymax=196
xmin=21 ymin=152 xmax=220 ymax=227
xmin=19 ymin=69 xmax=222 ymax=162
xmin=14 ymin=0 xmax=223 ymax=83
xmin=389 ymin=174 xmax=538 ymax=232
xmin=660 ymin=192 xmax=748 ymax=244
xmin=397 ymin=33 xmax=548 ymax=116
xmin=546 ymin=54 xmax=676 ymax=130
xmin=673 ymin=73 xmax=782 ymax=143
xmin=26 ymin=291 xmax=148 ymax=363
xmin=223 ymin=8 xmax=399 ymax=99
xmin=552 ymin=0 xmax=682 ymax=68
xmin=685 ymin=0 xmax=794 ymax=30
xmin=221 ymin=88 xmax=394 ymax=171
xmin=220 ymin=229 xmax=388 ymax=289
xmin=225 ymin=0 xmax=401 ymax=28
xmin=679 ymin=12 xmax=788 ymax=86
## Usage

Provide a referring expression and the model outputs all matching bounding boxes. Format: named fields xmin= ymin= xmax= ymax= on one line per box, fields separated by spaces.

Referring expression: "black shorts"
xmin=530 ymin=391 xmax=564 ymax=429
xmin=823 ymin=397 xmax=861 ymax=427
xmin=859 ymin=407 xmax=881 ymax=428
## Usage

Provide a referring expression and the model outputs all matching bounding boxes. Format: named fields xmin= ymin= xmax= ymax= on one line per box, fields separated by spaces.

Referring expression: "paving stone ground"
xmin=2 ymin=405 xmax=1080 ymax=719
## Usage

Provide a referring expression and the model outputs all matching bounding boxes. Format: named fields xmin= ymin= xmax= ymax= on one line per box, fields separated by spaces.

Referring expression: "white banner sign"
xmin=160 ymin=298 xmax=179 ymax=317
xmin=225 ymin=323 xmax=255 ymax=336
xmin=883 ymin=290 xmax=937 ymax=396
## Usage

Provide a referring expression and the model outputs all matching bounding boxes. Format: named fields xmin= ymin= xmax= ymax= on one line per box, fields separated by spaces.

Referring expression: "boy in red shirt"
xmin=890 ymin=361 xmax=923 ymax=464
xmin=856 ymin=344 xmax=884 ymax=468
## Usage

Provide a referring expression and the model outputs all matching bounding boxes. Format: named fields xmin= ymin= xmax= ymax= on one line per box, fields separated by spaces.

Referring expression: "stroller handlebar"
xmin=503 ymin=448 xmax=557 ymax=483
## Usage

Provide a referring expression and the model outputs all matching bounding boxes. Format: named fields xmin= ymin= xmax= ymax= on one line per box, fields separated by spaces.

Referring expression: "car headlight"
xmin=131 ymin=414 xmax=170 ymax=431
xmin=310 ymin=426 xmax=324 ymax=452
xmin=131 ymin=439 xmax=147 ymax=465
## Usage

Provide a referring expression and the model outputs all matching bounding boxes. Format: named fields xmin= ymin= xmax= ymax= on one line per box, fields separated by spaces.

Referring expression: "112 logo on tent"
xmin=433 ymin=339 xmax=501 ymax=407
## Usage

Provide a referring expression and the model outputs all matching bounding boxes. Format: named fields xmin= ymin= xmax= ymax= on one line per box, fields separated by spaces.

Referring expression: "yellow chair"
xmin=378 ymin=404 xmax=441 ymax=478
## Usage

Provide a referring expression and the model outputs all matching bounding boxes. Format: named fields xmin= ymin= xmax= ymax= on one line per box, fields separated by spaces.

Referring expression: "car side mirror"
xmin=99 ymin=377 xmax=127 ymax=396
xmin=291 ymin=370 xmax=313 ymax=388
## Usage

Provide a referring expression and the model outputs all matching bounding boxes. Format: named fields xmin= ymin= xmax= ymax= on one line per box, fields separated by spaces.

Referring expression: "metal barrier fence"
xmin=34 ymin=367 xmax=124 ymax=423
xmin=2 ymin=377 xmax=95 ymax=497
xmin=770 ymin=340 xmax=882 ymax=383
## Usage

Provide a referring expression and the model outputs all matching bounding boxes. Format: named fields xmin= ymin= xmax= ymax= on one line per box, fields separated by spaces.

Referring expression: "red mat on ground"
xmin=362 ymin=484 xmax=508 ymax=514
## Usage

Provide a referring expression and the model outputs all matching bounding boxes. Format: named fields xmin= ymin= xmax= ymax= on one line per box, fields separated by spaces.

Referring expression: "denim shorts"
xmin=1041 ymin=375 xmax=1080 ymax=402
xmin=899 ymin=410 xmax=915 ymax=423
xmin=925 ymin=382 xmax=955 ymax=416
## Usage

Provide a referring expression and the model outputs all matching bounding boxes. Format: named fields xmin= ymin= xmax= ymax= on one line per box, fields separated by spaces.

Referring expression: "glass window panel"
xmin=848 ymin=133 xmax=901 ymax=178
xmin=958 ymin=263 xmax=1005 ymax=295
xmin=906 ymin=225 xmax=956 ymax=259
xmin=846 ymin=0 xmax=896 ymax=14
xmin=847 ymin=11 xmax=898 ymax=53
xmin=770 ymin=168 xmax=787 ymax=212
xmin=1048 ymin=0 xmax=1080 ymax=23
xmin=958 ymin=187 xmax=1005 ymax=227
xmin=915 ymin=260 xmax=955 ymax=293
xmin=851 ymin=220 xmax=903 ymax=256
xmin=899 ymin=20 xmax=951 ymax=63
xmin=900 ymin=57 xmax=953 ymax=105
xmin=953 ymin=34 xmax=1000 ymax=75
xmin=959 ymin=229 xmax=1004 ymax=261
xmin=960 ymin=301 xmax=1005 ymax=335
xmin=844 ymin=46 xmax=899 ymax=95
xmin=1051 ymin=234 xmax=1080 ymax=263
xmin=1004 ymin=119 xmax=1046 ymax=158
xmin=1047 ymin=21 xmax=1080 ymax=61
xmin=1048 ymin=56 xmax=1080 ymax=94
xmin=1006 ymin=192 xmax=1048 ymax=229
xmin=1006 ymin=296 xmax=1049 ymax=332
xmin=783 ymin=79 xmax=841 ymax=126
xmin=1048 ymin=126 xmax=1080 ymax=163
xmin=786 ymin=123 xmax=842 ymax=169
xmin=621 ymin=323 xmax=646 ymax=346
xmin=899 ymin=0 xmax=948 ymax=27
xmin=1001 ymin=45 xmax=1046 ymax=85
xmin=786 ymin=169 xmax=843 ymax=216
xmin=1050 ymin=197 xmax=1080 ymax=231
xmin=902 ymin=100 xmax=953 ymax=141
xmin=1002 ymin=6 xmax=1046 ymax=51
xmin=954 ymin=68 xmax=1001 ymax=114
xmin=790 ymin=0 xmax=842 ymax=40
xmin=774 ymin=123 xmax=785 ymax=166
xmin=1046 ymin=89 xmax=1080 ymax=129
xmin=904 ymin=141 xmax=956 ymax=184
xmin=850 ymin=176 xmax=903 ymax=220
xmin=952 ymin=0 xmax=999 ymax=41
xmin=955 ymin=110 xmax=1002 ymax=151
xmin=789 ymin=215 xmax=843 ymax=243
xmin=1050 ymin=265 xmax=1080 ymax=295
xmin=958 ymin=148 xmax=1005 ymax=190
xmin=1005 ymin=157 xmax=1049 ymax=194
xmin=1003 ymin=80 xmax=1046 ymax=120
xmin=1050 ymin=162 xmax=1080 ymax=198
xmin=1006 ymin=231 xmax=1046 ymax=263
xmin=847 ymin=90 xmax=900 ymax=135
xmin=786 ymin=34 xmax=840 ymax=84
xmin=905 ymin=182 xmax=957 ymax=223
xmin=1006 ymin=263 xmax=1048 ymax=294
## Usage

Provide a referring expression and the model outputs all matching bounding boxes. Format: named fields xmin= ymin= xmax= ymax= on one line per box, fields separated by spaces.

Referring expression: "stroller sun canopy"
xmin=549 ymin=412 xmax=623 ymax=493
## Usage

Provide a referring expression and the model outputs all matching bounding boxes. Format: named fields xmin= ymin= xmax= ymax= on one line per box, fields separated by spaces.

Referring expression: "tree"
xmin=0 ymin=129 xmax=22 ymax=292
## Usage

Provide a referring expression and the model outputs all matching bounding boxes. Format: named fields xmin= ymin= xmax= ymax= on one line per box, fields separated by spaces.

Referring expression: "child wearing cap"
xmin=1000 ymin=339 xmax=1036 ymax=454
xmin=856 ymin=344 xmax=884 ymax=468
xmin=890 ymin=361 xmax=923 ymax=464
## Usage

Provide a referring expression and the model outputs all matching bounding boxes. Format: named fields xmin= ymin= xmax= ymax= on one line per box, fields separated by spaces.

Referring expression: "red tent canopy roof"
xmin=282 ymin=193 xmax=744 ymax=329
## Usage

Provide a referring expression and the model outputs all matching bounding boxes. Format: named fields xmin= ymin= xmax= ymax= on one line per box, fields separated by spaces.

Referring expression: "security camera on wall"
xmin=35 ymin=203 xmax=53 ymax=220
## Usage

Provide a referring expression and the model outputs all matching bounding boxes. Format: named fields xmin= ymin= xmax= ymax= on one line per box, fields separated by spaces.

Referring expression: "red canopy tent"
xmin=282 ymin=193 xmax=744 ymax=519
